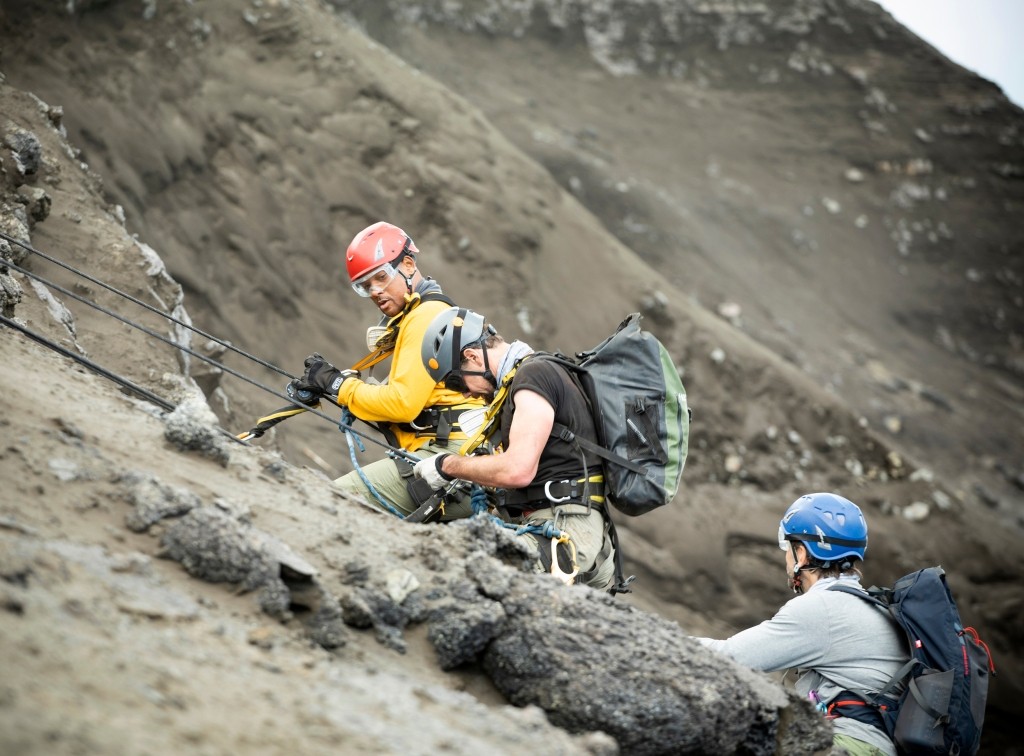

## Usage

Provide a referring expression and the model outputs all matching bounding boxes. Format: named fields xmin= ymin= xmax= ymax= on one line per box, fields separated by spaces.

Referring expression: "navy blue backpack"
xmin=831 ymin=567 xmax=995 ymax=755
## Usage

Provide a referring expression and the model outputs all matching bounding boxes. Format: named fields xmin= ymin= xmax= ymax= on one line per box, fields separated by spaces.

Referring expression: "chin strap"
xmin=789 ymin=543 xmax=809 ymax=594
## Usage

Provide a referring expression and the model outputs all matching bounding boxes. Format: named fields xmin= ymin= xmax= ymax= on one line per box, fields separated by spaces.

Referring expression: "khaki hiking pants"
xmin=517 ymin=503 xmax=616 ymax=591
xmin=332 ymin=436 xmax=474 ymax=521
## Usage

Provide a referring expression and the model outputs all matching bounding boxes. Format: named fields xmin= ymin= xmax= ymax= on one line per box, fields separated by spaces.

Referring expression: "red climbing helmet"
xmin=344 ymin=222 xmax=418 ymax=286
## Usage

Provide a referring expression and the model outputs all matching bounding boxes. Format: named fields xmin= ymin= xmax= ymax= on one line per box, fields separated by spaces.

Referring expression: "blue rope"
xmin=469 ymin=484 xmax=566 ymax=540
xmin=341 ymin=409 xmax=367 ymax=453
xmin=470 ymin=485 xmax=490 ymax=515
xmin=341 ymin=408 xmax=405 ymax=518
xmin=514 ymin=520 xmax=564 ymax=539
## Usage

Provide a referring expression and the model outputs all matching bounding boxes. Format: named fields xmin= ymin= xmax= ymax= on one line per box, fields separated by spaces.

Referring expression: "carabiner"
xmin=548 ymin=535 xmax=579 ymax=586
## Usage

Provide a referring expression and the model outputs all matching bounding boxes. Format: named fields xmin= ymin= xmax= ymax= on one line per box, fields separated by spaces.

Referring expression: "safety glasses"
xmin=441 ymin=337 xmax=490 ymax=393
xmin=443 ymin=371 xmax=470 ymax=393
xmin=351 ymin=263 xmax=398 ymax=298
xmin=443 ymin=368 xmax=491 ymax=394
xmin=778 ymin=525 xmax=792 ymax=551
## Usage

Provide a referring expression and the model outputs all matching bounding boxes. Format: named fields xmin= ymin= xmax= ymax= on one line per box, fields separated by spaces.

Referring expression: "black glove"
xmin=294 ymin=353 xmax=359 ymax=396
xmin=285 ymin=379 xmax=321 ymax=406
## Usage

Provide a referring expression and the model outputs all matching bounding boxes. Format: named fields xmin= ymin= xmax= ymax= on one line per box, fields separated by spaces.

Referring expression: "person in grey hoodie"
xmin=692 ymin=493 xmax=908 ymax=756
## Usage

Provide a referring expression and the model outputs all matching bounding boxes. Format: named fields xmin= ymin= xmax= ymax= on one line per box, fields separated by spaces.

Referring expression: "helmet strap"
xmin=789 ymin=547 xmax=806 ymax=594
xmin=480 ymin=343 xmax=497 ymax=390
xmin=788 ymin=543 xmax=816 ymax=594
xmin=394 ymin=251 xmax=415 ymax=293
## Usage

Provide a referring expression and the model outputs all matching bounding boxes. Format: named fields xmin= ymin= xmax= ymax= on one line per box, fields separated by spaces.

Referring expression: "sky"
xmin=876 ymin=0 xmax=1024 ymax=107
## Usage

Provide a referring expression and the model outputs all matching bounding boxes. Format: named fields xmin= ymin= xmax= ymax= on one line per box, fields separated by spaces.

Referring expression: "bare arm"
xmin=440 ymin=389 xmax=552 ymax=489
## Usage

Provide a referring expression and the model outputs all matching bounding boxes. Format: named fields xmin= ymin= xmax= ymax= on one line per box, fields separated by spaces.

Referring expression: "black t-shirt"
xmin=499 ymin=356 xmax=602 ymax=488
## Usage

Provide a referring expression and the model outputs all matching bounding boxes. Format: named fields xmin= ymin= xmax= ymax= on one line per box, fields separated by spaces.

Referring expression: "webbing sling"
xmin=352 ymin=291 xmax=456 ymax=372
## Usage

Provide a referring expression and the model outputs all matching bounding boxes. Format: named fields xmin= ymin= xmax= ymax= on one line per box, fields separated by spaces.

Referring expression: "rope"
xmin=2 ymin=307 xmax=418 ymax=459
xmin=470 ymin=485 xmax=490 ymax=515
xmin=339 ymin=408 xmax=405 ymax=518
xmin=0 ymin=229 xmax=291 ymax=377
xmin=466 ymin=485 xmax=570 ymax=540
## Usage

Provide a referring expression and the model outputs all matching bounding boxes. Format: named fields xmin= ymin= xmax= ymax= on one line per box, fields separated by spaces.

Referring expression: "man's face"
xmin=365 ymin=261 xmax=412 ymax=317
xmin=450 ymin=348 xmax=494 ymax=400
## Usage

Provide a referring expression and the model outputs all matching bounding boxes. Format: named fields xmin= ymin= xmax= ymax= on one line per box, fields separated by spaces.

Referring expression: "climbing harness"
xmin=463 ymin=483 xmax=582 ymax=584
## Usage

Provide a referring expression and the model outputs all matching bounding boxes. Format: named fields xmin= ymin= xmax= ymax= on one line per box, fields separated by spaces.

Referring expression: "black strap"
xmin=435 ymin=412 xmax=452 ymax=446
xmin=826 ymin=691 xmax=888 ymax=732
xmin=393 ymin=455 xmax=416 ymax=480
xmin=398 ymin=405 xmax=465 ymax=442
xmin=420 ymin=292 xmax=455 ymax=306
xmin=550 ymin=421 xmax=647 ymax=475
xmin=605 ymin=512 xmax=635 ymax=594
xmin=504 ymin=478 xmax=605 ymax=508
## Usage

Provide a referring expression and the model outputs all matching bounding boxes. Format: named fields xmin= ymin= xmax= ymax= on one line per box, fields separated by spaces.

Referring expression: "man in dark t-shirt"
xmin=499 ymin=359 xmax=603 ymax=487
xmin=413 ymin=307 xmax=616 ymax=590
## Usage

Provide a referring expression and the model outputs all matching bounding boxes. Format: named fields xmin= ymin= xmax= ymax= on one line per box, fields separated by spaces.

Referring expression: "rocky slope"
xmin=1 ymin=0 xmax=1022 ymax=752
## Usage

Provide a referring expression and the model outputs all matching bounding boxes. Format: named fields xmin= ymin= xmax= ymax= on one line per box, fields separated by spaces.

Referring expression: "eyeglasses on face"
xmin=778 ymin=525 xmax=792 ymax=551
xmin=442 ymin=371 xmax=470 ymax=393
xmin=351 ymin=263 xmax=398 ymax=297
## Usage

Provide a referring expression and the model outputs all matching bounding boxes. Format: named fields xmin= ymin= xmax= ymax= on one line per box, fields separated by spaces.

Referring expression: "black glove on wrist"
xmin=296 ymin=353 xmax=359 ymax=396
xmin=285 ymin=379 xmax=321 ymax=406
xmin=434 ymin=452 xmax=455 ymax=482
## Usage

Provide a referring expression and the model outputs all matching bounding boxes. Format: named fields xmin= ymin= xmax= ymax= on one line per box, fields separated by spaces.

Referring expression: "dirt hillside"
xmin=1 ymin=0 xmax=1022 ymax=752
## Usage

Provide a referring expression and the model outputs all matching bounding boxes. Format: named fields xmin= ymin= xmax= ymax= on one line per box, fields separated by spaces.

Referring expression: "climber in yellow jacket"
xmin=288 ymin=221 xmax=484 ymax=519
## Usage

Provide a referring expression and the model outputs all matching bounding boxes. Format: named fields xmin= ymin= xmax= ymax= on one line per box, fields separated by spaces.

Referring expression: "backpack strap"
xmin=828 ymin=583 xmax=920 ymax=706
xmin=550 ymin=422 xmax=648 ymax=475
xmin=828 ymin=583 xmax=887 ymax=608
xmin=825 ymin=692 xmax=889 ymax=731
xmin=534 ymin=352 xmax=650 ymax=476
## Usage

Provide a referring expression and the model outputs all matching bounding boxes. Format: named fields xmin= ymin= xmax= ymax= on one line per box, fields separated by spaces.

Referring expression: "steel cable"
xmin=0 ymin=229 xmax=291 ymax=377
xmin=0 ymin=232 xmax=408 ymax=458
xmin=4 ymin=254 xmax=300 ymax=405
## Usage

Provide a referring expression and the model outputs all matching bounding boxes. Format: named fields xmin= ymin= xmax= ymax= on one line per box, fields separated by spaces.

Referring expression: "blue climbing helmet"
xmin=778 ymin=492 xmax=868 ymax=565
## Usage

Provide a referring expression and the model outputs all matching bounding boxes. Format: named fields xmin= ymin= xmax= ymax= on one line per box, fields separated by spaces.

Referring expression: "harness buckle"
xmin=408 ymin=408 xmax=436 ymax=431
xmin=544 ymin=480 xmax=572 ymax=504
